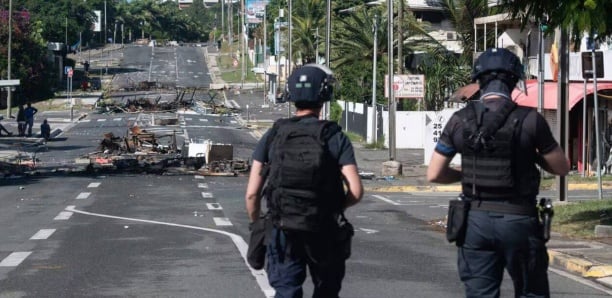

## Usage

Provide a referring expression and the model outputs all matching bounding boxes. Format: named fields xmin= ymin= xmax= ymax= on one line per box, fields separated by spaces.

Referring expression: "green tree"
xmin=500 ymin=0 xmax=612 ymax=39
xmin=440 ymin=0 xmax=489 ymax=57
xmin=0 ymin=8 xmax=54 ymax=104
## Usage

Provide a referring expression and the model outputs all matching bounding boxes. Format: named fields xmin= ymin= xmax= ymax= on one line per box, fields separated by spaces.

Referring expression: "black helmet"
xmin=471 ymin=48 xmax=524 ymax=83
xmin=285 ymin=64 xmax=335 ymax=103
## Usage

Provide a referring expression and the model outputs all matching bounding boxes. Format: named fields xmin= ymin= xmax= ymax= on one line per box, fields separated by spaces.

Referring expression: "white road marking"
xmin=30 ymin=229 xmax=56 ymax=240
xmin=64 ymin=206 xmax=274 ymax=297
xmin=197 ymin=183 xmax=208 ymax=189
xmin=88 ymin=182 xmax=101 ymax=188
xmin=113 ymin=118 xmax=122 ymax=121
xmin=358 ymin=228 xmax=379 ymax=234
xmin=206 ymin=203 xmax=222 ymax=210
xmin=0 ymin=252 xmax=32 ymax=267
xmin=97 ymin=119 xmax=107 ymax=122
xmin=371 ymin=194 xmax=400 ymax=206
xmin=201 ymin=192 xmax=213 ymax=199
xmin=128 ymin=117 xmax=136 ymax=121
xmin=54 ymin=211 xmax=73 ymax=220
xmin=76 ymin=192 xmax=91 ymax=200
xmin=80 ymin=119 xmax=91 ymax=123
xmin=185 ymin=117 xmax=192 ymax=121
xmin=194 ymin=175 xmax=205 ymax=179
xmin=199 ymin=118 xmax=209 ymax=122
xmin=230 ymin=120 xmax=237 ymax=124
xmin=230 ymin=100 xmax=240 ymax=109
xmin=213 ymin=217 xmax=232 ymax=226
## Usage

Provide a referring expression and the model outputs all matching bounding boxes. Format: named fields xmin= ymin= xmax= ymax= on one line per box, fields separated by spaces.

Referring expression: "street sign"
xmin=64 ymin=66 xmax=73 ymax=75
xmin=385 ymin=74 xmax=426 ymax=98
xmin=581 ymin=51 xmax=604 ymax=79
xmin=0 ymin=79 xmax=20 ymax=87
xmin=68 ymin=69 xmax=74 ymax=78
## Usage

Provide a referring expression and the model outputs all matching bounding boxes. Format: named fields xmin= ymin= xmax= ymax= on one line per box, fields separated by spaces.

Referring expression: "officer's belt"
xmin=468 ymin=200 xmax=537 ymax=216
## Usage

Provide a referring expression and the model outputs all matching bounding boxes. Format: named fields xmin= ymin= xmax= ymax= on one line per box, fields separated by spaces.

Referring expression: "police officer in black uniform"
xmin=245 ymin=64 xmax=363 ymax=298
xmin=427 ymin=48 xmax=570 ymax=297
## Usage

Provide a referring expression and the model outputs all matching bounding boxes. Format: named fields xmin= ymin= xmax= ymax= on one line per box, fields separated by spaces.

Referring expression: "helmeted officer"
xmin=426 ymin=48 xmax=570 ymax=297
xmin=245 ymin=64 xmax=363 ymax=298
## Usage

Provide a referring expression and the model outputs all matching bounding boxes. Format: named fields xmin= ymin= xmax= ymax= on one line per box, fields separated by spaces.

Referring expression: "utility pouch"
xmin=247 ymin=216 xmax=269 ymax=270
xmin=336 ymin=213 xmax=354 ymax=260
xmin=446 ymin=199 xmax=470 ymax=246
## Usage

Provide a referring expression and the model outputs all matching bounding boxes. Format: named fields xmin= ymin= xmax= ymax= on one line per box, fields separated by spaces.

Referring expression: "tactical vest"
xmin=262 ymin=116 xmax=345 ymax=232
xmin=459 ymin=100 xmax=540 ymax=201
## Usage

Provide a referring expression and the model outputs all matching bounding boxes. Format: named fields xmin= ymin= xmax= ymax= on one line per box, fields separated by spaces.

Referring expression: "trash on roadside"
xmin=359 ymin=171 xmax=375 ymax=180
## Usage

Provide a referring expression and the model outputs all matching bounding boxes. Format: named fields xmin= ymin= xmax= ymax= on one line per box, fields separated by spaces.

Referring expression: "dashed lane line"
xmin=88 ymin=182 xmax=101 ymax=188
xmin=0 ymin=252 xmax=32 ymax=267
xmin=213 ymin=217 xmax=232 ymax=226
xmin=207 ymin=203 xmax=223 ymax=210
xmin=76 ymin=192 xmax=91 ymax=200
xmin=195 ymin=175 xmax=205 ymax=180
xmin=54 ymin=206 xmax=75 ymax=220
xmin=64 ymin=206 xmax=274 ymax=297
xmin=201 ymin=192 xmax=213 ymax=199
xmin=197 ymin=183 xmax=208 ymax=189
xmin=30 ymin=229 xmax=56 ymax=240
xmin=371 ymin=194 xmax=401 ymax=206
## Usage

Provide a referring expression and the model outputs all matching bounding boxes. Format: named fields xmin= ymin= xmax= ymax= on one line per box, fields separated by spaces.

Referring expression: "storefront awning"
xmin=511 ymin=80 xmax=612 ymax=110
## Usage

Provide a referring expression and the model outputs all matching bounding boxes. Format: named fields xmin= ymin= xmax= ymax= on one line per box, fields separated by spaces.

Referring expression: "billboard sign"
xmin=246 ymin=0 xmax=269 ymax=24
xmin=93 ymin=10 xmax=101 ymax=32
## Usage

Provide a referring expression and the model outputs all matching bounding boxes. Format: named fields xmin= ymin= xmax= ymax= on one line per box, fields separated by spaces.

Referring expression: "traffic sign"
xmin=64 ymin=66 xmax=73 ymax=75
xmin=68 ymin=69 xmax=74 ymax=78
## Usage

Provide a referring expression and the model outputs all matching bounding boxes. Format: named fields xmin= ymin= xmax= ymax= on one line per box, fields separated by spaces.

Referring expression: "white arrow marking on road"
xmin=64 ymin=206 xmax=274 ymax=297
xmin=0 ymin=252 xmax=32 ymax=267
xmin=359 ymin=228 xmax=379 ymax=234
xmin=30 ymin=229 xmax=56 ymax=240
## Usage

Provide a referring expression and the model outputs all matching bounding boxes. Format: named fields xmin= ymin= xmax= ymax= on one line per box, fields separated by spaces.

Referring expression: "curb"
xmin=548 ymin=250 xmax=612 ymax=278
xmin=364 ymin=183 xmax=612 ymax=193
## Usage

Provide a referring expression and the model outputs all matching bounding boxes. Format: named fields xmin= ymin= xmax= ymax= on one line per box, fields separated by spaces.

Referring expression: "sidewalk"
xmin=351 ymin=143 xmax=612 ymax=290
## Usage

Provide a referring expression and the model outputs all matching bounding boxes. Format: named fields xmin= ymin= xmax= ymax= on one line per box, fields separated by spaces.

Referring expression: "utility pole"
xmin=372 ymin=14 xmax=378 ymax=144
xmin=241 ymin=0 xmax=245 ymax=86
xmin=288 ymin=0 xmax=292 ymax=74
xmin=104 ymin=0 xmax=107 ymax=45
xmin=398 ymin=0 xmax=404 ymax=75
xmin=7 ymin=0 xmax=13 ymax=117
xmin=556 ymin=29 xmax=569 ymax=201
xmin=387 ymin=0 xmax=396 ymax=161
xmin=323 ymin=0 xmax=331 ymax=119
xmin=221 ymin=0 xmax=224 ymax=41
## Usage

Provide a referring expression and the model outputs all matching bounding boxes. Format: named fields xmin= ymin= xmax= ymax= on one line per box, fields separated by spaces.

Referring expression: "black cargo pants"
xmin=457 ymin=210 xmax=549 ymax=298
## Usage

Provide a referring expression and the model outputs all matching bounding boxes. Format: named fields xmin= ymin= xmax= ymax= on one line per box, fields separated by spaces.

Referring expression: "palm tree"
xmin=440 ymin=0 xmax=489 ymax=58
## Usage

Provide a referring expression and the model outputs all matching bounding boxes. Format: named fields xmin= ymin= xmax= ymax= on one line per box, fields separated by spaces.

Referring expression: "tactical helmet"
xmin=285 ymin=64 xmax=335 ymax=103
xmin=471 ymin=48 xmax=524 ymax=83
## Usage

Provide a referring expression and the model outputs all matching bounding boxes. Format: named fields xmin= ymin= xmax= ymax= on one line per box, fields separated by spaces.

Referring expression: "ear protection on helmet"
xmin=285 ymin=64 xmax=335 ymax=103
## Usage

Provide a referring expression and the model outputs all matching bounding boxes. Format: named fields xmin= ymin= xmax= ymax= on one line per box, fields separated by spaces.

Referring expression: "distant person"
xmin=16 ymin=104 xmax=26 ymax=137
xmin=24 ymin=102 xmax=38 ymax=137
xmin=40 ymin=119 xmax=51 ymax=141
xmin=0 ymin=116 xmax=13 ymax=136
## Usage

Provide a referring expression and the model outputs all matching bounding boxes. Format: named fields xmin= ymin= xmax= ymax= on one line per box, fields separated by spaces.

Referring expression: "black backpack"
xmin=262 ymin=116 xmax=344 ymax=232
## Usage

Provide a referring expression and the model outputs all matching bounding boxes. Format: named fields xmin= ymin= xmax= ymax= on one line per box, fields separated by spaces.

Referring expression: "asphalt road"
xmin=0 ymin=44 xmax=610 ymax=297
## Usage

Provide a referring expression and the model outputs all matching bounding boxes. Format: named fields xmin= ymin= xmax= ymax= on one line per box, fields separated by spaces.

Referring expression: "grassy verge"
xmin=553 ymin=199 xmax=612 ymax=239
